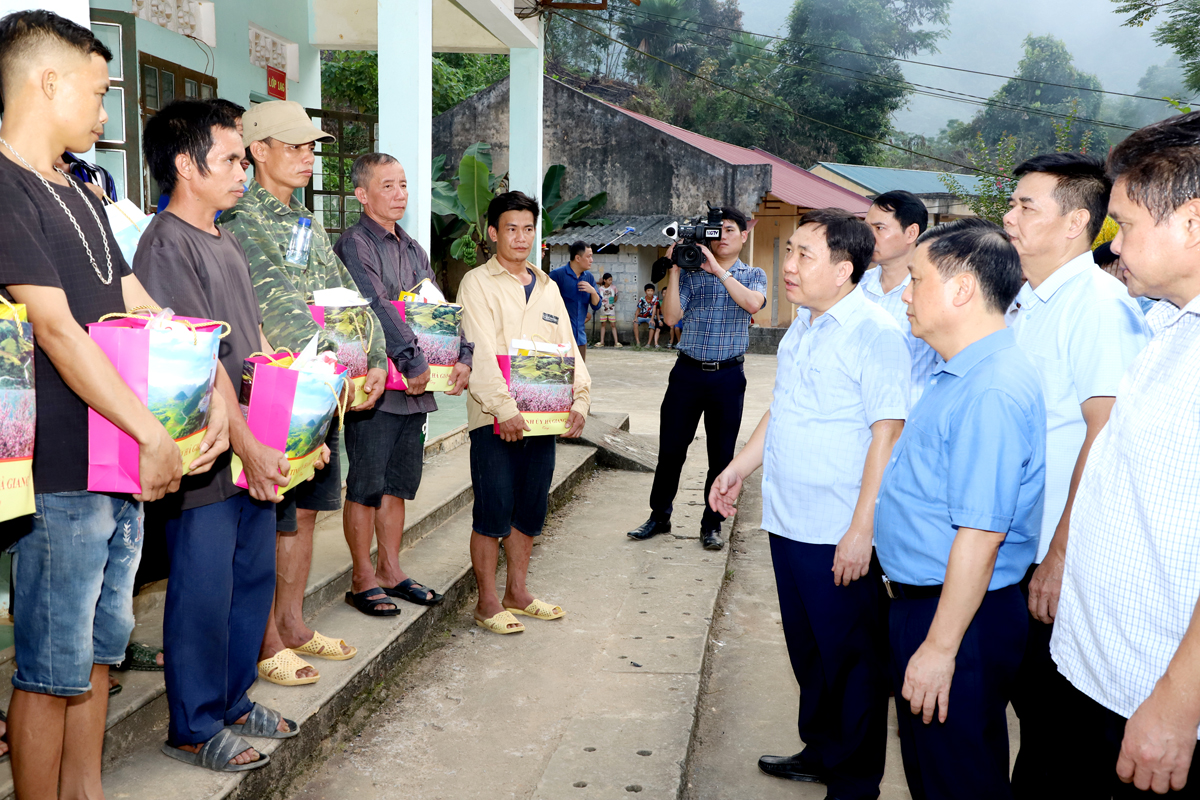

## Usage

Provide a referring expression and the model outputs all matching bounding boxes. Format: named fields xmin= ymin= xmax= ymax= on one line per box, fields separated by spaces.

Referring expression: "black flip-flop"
xmin=0 ymin=709 xmax=8 ymax=763
xmin=382 ymin=578 xmax=444 ymax=607
xmin=344 ymin=589 xmax=403 ymax=617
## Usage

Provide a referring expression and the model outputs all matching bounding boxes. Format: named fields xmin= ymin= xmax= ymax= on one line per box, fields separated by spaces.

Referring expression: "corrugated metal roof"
xmin=812 ymin=162 xmax=990 ymax=197
xmin=544 ymin=216 xmax=677 ymax=247
xmin=603 ymin=103 xmax=872 ymax=213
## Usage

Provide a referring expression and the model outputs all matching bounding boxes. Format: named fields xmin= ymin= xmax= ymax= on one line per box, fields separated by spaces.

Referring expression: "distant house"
xmin=809 ymin=162 xmax=990 ymax=225
xmin=435 ymin=76 xmax=871 ymax=330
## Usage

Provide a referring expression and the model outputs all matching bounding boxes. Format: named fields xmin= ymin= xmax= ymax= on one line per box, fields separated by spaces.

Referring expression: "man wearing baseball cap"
xmin=220 ymin=100 xmax=391 ymax=686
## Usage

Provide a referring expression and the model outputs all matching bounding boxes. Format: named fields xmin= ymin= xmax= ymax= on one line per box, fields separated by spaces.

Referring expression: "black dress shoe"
xmin=758 ymin=752 xmax=825 ymax=783
xmin=628 ymin=517 xmax=671 ymax=541
xmin=701 ymin=528 xmax=724 ymax=551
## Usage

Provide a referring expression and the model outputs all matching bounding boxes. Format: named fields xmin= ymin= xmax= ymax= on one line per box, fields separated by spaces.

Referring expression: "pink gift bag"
xmin=87 ymin=313 xmax=225 ymax=493
xmin=492 ymin=353 xmax=574 ymax=437
xmin=309 ymin=304 xmax=376 ymax=407
xmin=384 ymin=299 xmax=408 ymax=391
xmin=231 ymin=352 xmax=346 ymax=498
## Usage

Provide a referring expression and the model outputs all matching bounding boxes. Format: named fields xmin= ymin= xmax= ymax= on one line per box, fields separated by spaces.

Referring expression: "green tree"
xmin=1113 ymin=0 xmax=1200 ymax=94
xmin=949 ymin=35 xmax=1108 ymax=161
xmin=774 ymin=0 xmax=951 ymax=165
xmin=616 ymin=0 xmax=701 ymax=86
xmin=1104 ymin=56 xmax=1200 ymax=131
xmin=321 ymin=50 xmax=508 ymax=116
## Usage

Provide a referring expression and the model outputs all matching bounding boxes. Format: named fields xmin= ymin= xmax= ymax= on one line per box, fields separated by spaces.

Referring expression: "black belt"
xmin=881 ymin=575 xmax=943 ymax=600
xmin=677 ymin=353 xmax=745 ymax=372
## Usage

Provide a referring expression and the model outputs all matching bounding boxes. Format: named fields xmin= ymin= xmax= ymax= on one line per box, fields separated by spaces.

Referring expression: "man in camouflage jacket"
xmin=220 ymin=100 xmax=389 ymax=686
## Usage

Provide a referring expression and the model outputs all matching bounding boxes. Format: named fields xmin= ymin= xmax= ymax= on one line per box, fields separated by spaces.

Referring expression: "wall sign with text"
xmin=267 ymin=65 xmax=286 ymax=100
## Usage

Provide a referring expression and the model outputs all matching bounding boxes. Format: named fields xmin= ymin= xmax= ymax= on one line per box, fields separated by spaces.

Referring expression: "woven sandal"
xmin=226 ymin=703 xmax=299 ymax=740
xmin=292 ymin=631 xmax=357 ymax=661
xmin=160 ymin=728 xmax=268 ymax=773
xmin=505 ymin=598 xmax=565 ymax=620
xmin=257 ymin=649 xmax=319 ymax=686
xmin=474 ymin=610 xmax=525 ymax=634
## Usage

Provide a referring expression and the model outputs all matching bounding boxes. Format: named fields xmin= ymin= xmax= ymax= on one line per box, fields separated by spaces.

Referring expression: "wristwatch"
xmin=719 ymin=269 xmax=733 ymax=284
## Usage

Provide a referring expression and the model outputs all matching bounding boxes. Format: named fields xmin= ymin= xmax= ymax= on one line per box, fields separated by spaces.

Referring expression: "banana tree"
xmin=430 ymin=142 xmax=508 ymax=268
xmin=541 ymin=164 xmax=610 ymax=238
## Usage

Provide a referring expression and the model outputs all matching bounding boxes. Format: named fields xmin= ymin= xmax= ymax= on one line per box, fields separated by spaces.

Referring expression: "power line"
xmin=612 ymin=5 xmax=1179 ymax=105
xmin=597 ymin=13 xmax=1139 ymax=132
xmin=552 ymin=11 xmax=1006 ymax=177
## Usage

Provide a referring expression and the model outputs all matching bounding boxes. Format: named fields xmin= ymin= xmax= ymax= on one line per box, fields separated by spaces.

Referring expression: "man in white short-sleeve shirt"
xmin=1051 ymin=111 xmax=1200 ymax=797
xmin=1003 ymin=153 xmax=1151 ymax=798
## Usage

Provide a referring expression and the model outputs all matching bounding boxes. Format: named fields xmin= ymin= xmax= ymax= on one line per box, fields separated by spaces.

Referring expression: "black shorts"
xmin=277 ymin=422 xmax=343 ymax=533
xmin=344 ymin=409 xmax=427 ymax=506
xmin=468 ymin=427 xmax=556 ymax=538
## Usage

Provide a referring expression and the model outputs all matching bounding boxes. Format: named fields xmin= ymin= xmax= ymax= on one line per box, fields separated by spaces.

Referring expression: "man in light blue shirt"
xmin=862 ymin=190 xmax=941 ymax=405
xmin=875 ymin=218 xmax=1045 ymax=800
xmin=1001 ymin=153 xmax=1151 ymax=797
xmin=709 ymin=209 xmax=908 ymax=798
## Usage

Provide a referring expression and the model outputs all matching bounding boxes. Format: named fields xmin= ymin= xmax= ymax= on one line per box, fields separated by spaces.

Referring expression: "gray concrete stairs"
xmin=0 ymin=420 xmax=610 ymax=800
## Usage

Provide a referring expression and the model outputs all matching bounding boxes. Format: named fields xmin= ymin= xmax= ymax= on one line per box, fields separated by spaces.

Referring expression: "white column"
xmin=381 ymin=0 xmax=432 ymax=251
xmin=507 ymin=18 xmax=544 ymax=263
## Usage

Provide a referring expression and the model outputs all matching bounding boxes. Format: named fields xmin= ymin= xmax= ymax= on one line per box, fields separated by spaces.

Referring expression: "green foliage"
xmin=148 ymin=383 xmax=211 ymax=441
xmin=404 ymin=302 xmax=461 ymax=337
xmin=940 ymin=102 xmax=1093 ymax=225
xmin=1104 ymin=56 xmax=1200 ymax=130
xmin=541 ymin=165 xmax=610 ymax=238
xmin=321 ymin=50 xmax=508 ymax=117
xmin=512 ymin=354 xmax=574 ymax=385
xmin=0 ymin=318 xmax=33 ymax=387
xmin=1113 ymin=0 xmax=1200 ymax=94
xmin=948 ymin=35 xmax=1108 ymax=161
xmin=429 ymin=142 xmax=506 ymax=268
xmin=773 ymin=0 xmax=952 ymax=165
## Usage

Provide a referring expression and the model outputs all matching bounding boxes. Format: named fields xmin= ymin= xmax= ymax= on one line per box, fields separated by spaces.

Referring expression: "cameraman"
xmin=628 ymin=207 xmax=766 ymax=550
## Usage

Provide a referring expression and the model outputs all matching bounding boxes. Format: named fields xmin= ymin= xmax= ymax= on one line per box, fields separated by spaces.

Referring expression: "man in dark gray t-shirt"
xmin=135 ymin=99 xmax=299 ymax=772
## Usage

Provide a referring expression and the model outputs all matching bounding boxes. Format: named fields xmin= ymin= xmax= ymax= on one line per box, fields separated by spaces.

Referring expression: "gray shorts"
xmin=344 ymin=409 xmax=427 ymax=506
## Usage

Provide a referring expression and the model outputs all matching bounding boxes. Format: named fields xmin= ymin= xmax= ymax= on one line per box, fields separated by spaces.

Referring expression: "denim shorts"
xmin=10 ymin=491 xmax=144 ymax=696
xmin=344 ymin=409 xmax=426 ymax=506
xmin=469 ymin=427 xmax=556 ymax=538
xmin=277 ymin=422 xmax=343 ymax=533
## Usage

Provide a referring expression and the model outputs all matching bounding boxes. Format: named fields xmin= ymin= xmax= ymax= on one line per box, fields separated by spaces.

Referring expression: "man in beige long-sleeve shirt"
xmin=460 ymin=191 xmax=590 ymax=634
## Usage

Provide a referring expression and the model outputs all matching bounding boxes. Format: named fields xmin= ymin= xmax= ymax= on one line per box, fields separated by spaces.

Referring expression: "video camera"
xmin=662 ymin=203 xmax=724 ymax=269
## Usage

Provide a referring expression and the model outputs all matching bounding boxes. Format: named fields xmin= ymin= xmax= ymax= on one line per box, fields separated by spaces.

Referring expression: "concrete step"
xmin=0 ymin=439 xmax=598 ymax=800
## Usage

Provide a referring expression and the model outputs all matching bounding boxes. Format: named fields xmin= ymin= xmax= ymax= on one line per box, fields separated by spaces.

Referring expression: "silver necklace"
xmin=0 ymin=136 xmax=114 ymax=285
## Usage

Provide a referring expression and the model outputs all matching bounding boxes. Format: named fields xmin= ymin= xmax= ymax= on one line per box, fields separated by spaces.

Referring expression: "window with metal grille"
xmin=304 ymin=108 xmax=378 ymax=241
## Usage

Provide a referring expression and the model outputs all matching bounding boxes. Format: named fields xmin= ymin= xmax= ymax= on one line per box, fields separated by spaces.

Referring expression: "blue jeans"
xmin=163 ymin=493 xmax=276 ymax=745
xmin=10 ymin=491 xmax=144 ymax=696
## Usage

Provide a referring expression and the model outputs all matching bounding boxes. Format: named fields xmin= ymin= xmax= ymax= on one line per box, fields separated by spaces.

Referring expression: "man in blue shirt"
xmin=628 ymin=206 xmax=767 ymax=551
xmin=875 ymin=218 xmax=1046 ymax=800
xmin=710 ymin=209 xmax=909 ymax=798
xmin=548 ymin=240 xmax=600 ymax=360
xmin=1001 ymin=153 xmax=1150 ymax=798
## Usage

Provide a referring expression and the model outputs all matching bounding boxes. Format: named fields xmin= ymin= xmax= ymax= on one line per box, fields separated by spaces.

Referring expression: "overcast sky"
xmin=738 ymin=0 xmax=1183 ymax=136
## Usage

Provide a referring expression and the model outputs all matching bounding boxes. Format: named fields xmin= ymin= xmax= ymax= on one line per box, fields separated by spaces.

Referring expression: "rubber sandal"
xmin=474 ymin=610 xmax=525 ymax=634
xmin=114 ymin=641 xmax=164 ymax=672
xmin=0 ymin=709 xmax=8 ymax=763
xmin=160 ymin=728 xmax=268 ymax=773
xmin=382 ymin=578 xmax=444 ymax=606
xmin=345 ymin=588 xmax=403 ymax=617
xmin=505 ymin=598 xmax=565 ymax=620
xmin=109 ymin=679 xmax=123 ymax=697
xmin=226 ymin=703 xmax=299 ymax=739
xmin=257 ymin=649 xmax=319 ymax=686
xmin=292 ymin=631 xmax=357 ymax=661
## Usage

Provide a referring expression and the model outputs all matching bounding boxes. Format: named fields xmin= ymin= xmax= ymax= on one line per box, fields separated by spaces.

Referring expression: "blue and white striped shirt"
xmin=676 ymin=259 xmax=767 ymax=362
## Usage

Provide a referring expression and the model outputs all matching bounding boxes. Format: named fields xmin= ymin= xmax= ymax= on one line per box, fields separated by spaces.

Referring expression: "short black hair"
xmin=916 ymin=218 xmax=1022 ymax=314
xmin=0 ymin=9 xmax=112 ymax=114
xmin=602 ymin=272 xmax=613 ymax=281
xmin=872 ymin=190 xmax=928 ymax=235
xmin=1092 ymin=241 xmax=1117 ymax=268
xmin=797 ymin=208 xmax=875 ymax=284
xmin=1107 ymin=110 xmax=1200 ymax=223
xmin=569 ymin=240 xmax=591 ymax=260
xmin=644 ymin=283 xmax=655 ymax=291
xmin=487 ymin=190 xmax=539 ymax=231
xmin=207 ymin=97 xmax=245 ymax=125
xmin=350 ymin=152 xmax=399 ymax=191
xmin=719 ymin=206 xmax=748 ymax=232
xmin=1013 ymin=153 xmax=1111 ymax=242
xmin=143 ymin=99 xmax=238 ymax=196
